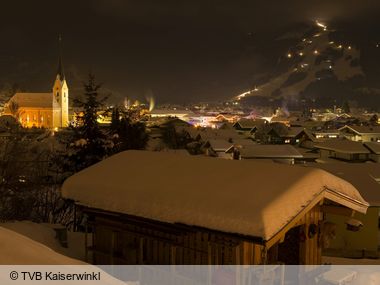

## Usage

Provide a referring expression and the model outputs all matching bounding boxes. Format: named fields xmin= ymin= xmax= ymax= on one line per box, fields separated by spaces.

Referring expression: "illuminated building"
xmin=4 ymin=48 xmax=69 ymax=129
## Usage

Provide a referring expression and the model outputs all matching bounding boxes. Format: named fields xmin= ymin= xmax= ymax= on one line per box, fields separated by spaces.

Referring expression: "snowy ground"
xmin=0 ymin=221 xmax=86 ymax=262
xmin=0 ymin=225 xmax=84 ymax=265
xmin=322 ymin=256 xmax=380 ymax=265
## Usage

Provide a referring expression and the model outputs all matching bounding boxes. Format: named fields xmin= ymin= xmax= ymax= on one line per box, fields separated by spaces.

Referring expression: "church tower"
xmin=52 ymin=36 xmax=69 ymax=128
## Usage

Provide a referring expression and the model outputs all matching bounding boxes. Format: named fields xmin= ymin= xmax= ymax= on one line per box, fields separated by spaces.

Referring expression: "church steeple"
xmin=52 ymin=34 xmax=69 ymax=128
xmin=57 ymin=35 xmax=65 ymax=81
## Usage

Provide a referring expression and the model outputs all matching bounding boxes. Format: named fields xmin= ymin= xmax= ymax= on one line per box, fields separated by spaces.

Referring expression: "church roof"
xmin=10 ymin=93 xmax=53 ymax=108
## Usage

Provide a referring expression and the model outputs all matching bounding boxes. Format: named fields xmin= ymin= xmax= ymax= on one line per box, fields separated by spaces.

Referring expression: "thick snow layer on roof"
xmin=285 ymin=127 xmax=304 ymax=137
xmin=307 ymin=163 xmax=380 ymax=206
xmin=62 ymin=151 xmax=368 ymax=241
xmin=238 ymin=145 xmax=303 ymax=158
xmin=206 ymin=139 xmax=233 ymax=151
xmin=314 ymin=139 xmax=370 ymax=154
xmin=341 ymin=125 xmax=380 ymax=134
xmin=0 ymin=226 xmax=84 ymax=265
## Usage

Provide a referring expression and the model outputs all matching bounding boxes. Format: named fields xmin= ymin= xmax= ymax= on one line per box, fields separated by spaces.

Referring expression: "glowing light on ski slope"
xmin=314 ymin=50 xmax=319 ymax=55
xmin=315 ymin=21 xmax=327 ymax=30
xmin=299 ymin=52 xmax=304 ymax=56
xmin=235 ymin=87 xmax=259 ymax=100
xmin=287 ymin=53 xmax=292 ymax=58
xmin=348 ymin=46 xmax=352 ymax=50
xmin=236 ymin=91 xmax=250 ymax=100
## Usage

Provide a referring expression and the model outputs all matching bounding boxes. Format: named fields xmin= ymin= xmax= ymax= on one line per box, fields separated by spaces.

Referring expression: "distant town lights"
xmin=287 ymin=53 xmax=292 ymax=58
xmin=314 ymin=50 xmax=319 ymax=55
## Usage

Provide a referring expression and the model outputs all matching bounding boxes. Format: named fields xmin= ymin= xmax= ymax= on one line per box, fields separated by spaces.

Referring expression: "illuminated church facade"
xmin=5 ymin=56 xmax=69 ymax=129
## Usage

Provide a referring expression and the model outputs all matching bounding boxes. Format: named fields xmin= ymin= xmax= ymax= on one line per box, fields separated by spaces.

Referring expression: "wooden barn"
xmin=62 ymin=151 xmax=368 ymax=265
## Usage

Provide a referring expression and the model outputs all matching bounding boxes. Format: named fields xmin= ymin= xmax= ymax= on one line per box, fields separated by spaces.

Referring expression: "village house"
xmin=232 ymin=118 xmax=268 ymax=138
xmin=339 ymin=125 xmax=380 ymax=142
xmin=313 ymin=139 xmax=371 ymax=162
xmin=62 ymin=151 xmax=368 ymax=265
xmin=280 ymin=127 xmax=318 ymax=145
xmin=309 ymin=163 xmax=380 ymax=258
xmin=226 ymin=144 xmax=304 ymax=164
xmin=203 ymin=138 xmax=256 ymax=159
xmin=313 ymin=130 xmax=341 ymax=140
xmin=364 ymin=142 xmax=380 ymax=162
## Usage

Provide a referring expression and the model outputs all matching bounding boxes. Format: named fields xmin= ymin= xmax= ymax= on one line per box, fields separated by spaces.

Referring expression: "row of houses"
xmin=147 ymin=118 xmax=380 ymax=164
xmin=233 ymin=119 xmax=380 ymax=144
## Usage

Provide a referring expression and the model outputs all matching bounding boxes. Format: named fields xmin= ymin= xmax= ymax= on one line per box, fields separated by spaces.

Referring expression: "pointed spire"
xmin=57 ymin=34 xmax=65 ymax=81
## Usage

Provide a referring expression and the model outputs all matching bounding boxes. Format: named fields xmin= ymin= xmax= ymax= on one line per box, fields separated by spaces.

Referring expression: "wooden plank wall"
xmin=88 ymin=215 xmax=265 ymax=265
xmin=298 ymin=204 xmax=322 ymax=266
xmin=87 ymin=205 xmax=322 ymax=265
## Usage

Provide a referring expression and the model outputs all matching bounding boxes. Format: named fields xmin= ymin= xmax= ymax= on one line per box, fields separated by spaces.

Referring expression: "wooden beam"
xmin=321 ymin=205 xmax=354 ymax=217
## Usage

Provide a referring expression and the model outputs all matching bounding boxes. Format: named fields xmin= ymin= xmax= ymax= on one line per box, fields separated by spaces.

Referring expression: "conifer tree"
xmin=68 ymin=73 xmax=110 ymax=171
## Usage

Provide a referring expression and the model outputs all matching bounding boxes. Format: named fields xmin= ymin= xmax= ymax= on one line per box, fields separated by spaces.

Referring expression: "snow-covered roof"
xmin=314 ymin=139 xmax=370 ymax=154
xmin=237 ymin=145 xmax=303 ymax=159
xmin=205 ymin=139 xmax=233 ymax=151
xmin=307 ymin=163 xmax=380 ymax=206
xmin=364 ymin=142 xmax=380 ymax=154
xmin=194 ymin=128 xmax=242 ymax=141
xmin=314 ymin=130 xmax=340 ymax=135
xmin=285 ymin=127 xmax=304 ymax=137
xmin=0 ymin=226 xmax=83 ymax=265
xmin=234 ymin=118 xmax=267 ymax=129
xmin=340 ymin=125 xmax=380 ymax=134
xmin=62 ymin=151 xmax=368 ymax=241
xmin=9 ymin=92 xmax=53 ymax=108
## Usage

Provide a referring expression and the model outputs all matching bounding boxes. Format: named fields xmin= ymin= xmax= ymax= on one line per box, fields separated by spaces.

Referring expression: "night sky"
xmin=1 ymin=0 xmax=380 ymax=104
